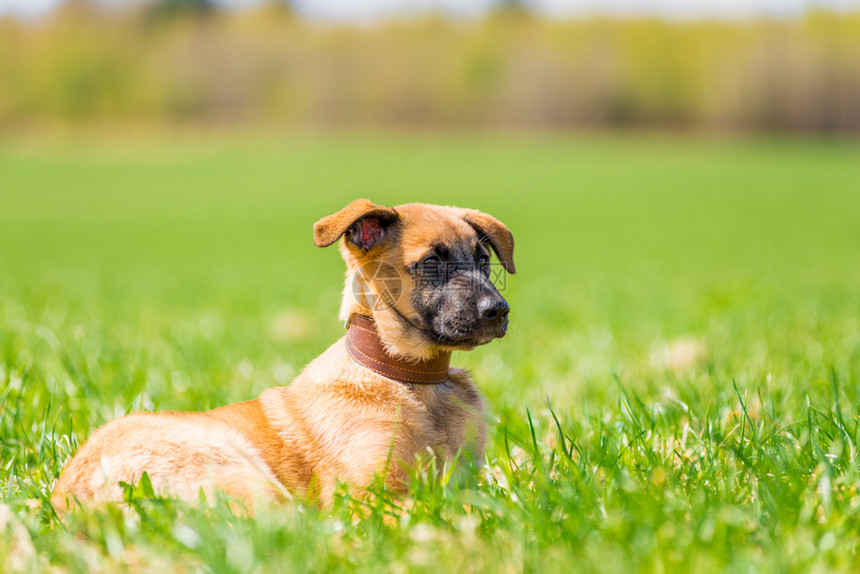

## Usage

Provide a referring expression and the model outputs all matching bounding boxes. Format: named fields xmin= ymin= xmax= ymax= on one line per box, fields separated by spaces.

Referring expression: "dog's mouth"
xmin=428 ymin=320 xmax=508 ymax=349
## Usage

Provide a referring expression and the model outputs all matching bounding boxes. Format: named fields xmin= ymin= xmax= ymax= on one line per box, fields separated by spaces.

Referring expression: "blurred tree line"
xmin=0 ymin=0 xmax=858 ymax=132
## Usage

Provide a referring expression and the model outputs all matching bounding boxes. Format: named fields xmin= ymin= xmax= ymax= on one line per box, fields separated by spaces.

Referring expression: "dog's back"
xmin=51 ymin=409 xmax=284 ymax=512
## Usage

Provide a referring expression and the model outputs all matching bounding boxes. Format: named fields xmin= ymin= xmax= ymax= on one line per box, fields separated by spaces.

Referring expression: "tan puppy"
xmin=52 ymin=200 xmax=515 ymax=512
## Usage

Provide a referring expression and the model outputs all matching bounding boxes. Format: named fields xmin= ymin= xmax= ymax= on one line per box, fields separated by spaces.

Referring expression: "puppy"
xmin=51 ymin=199 xmax=515 ymax=511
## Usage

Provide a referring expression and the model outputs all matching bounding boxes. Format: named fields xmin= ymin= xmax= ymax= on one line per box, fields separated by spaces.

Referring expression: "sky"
xmin=1 ymin=0 xmax=859 ymax=20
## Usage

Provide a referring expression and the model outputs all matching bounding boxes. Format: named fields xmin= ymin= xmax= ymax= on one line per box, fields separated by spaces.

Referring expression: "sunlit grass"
xmin=1 ymin=132 xmax=860 ymax=572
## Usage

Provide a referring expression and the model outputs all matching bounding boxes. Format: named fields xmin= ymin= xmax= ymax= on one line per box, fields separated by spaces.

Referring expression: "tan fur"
xmin=52 ymin=201 xmax=513 ymax=513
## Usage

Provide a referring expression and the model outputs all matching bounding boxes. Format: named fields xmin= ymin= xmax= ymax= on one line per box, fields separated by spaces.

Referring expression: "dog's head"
xmin=314 ymin=199 xmax=515 ymax=360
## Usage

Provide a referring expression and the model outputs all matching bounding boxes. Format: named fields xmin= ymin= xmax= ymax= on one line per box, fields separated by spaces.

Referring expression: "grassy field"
xmin=1 ymin=131 xmax=860 ymax=572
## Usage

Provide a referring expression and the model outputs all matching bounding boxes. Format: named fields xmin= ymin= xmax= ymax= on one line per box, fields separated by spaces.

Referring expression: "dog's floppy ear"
xmin=313 ymin=199 xmax=399 ymax=252
xmin=462 ymin=209 xmax=516 ymax=274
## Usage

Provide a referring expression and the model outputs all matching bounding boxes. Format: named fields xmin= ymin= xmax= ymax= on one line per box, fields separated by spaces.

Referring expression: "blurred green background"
xmin=3 ymin=1 xmax=860 ymax=571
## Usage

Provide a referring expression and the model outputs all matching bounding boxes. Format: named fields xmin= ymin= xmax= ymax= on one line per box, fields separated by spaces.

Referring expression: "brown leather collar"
xmin=345 ymin=314 xmax=451 ymax=384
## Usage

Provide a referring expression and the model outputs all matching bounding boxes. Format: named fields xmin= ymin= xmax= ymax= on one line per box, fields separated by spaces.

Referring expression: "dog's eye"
xmin=422 ymin=256 xmax=440 ymax=268
xmin=478 ymin=255 xmax=489 ymax=267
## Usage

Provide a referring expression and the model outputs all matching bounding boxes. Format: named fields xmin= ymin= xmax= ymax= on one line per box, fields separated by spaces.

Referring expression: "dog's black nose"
xmin=478 ymin=296 xmax=510 ymax=322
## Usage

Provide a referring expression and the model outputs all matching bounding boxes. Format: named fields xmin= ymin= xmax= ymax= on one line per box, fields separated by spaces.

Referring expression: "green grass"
xmin=1 ymin=131 xmax=860 ymax=572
